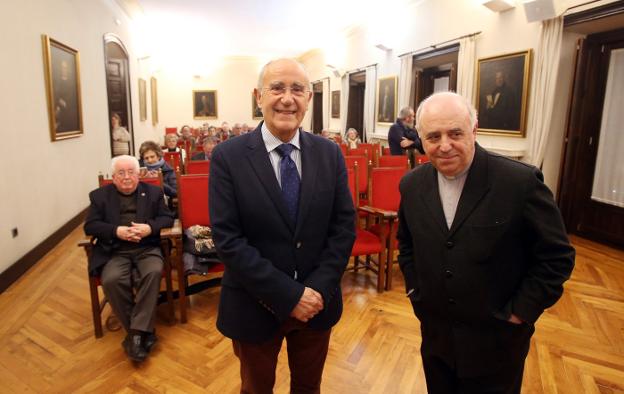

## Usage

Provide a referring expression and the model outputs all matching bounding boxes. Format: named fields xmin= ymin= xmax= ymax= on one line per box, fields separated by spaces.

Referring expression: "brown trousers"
xmin=232 ymin=318 xmax=331 ymax=394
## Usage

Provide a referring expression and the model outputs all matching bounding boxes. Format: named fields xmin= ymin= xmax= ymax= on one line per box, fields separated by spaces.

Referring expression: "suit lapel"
xmin=246 ymin=129 xmax=295 ymax=233
xmin=448 ymin=145 xmax=491 ymax=237
xmin=419 ymin=165 xmax=449 ymax=236
xmin=294 ymin=131 xmax=318 ymax=236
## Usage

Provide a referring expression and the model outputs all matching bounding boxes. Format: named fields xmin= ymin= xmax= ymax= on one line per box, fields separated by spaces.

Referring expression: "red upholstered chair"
xmin=80 ymin=173 xmax=174 ymax=338
xmin=339 ymin=143 xmax=348 ymax=158
xmin=334 ymin=135 xmax=343 ymax=144
xmin=360 ymin=167 xmax=407 ymax=290
xmin=174 ymin=172 xmax=224 ymax=323
xmin=415 ymin=154 xmax=430 ymax=165
xmin=347 ymin=164 xmax=387 ymax=292
xmin=165 ymin=127 xmax=178 ymax=135
xmin=344 ymin=155 xmax=370 ymax=208
xmin=378 ymin=155 xmax=410 ymax=169
xmin=185 ymin=159 xmax=210 ymax=175
xmin=348 ymin=147 xmax=369 ymax=159
xmin=163 ymin=151 xmax=183 ymax=172
xmin=357 ymin=143 xmax=380 ymax=166
xmin=382 ymin=147 xmax=391 ymax=156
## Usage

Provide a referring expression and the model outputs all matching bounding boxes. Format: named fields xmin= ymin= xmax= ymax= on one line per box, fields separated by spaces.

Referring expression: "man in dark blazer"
xmin=397 ymin=92 xmax=575 ymax=393
xmin=209 ymin=58 xmax=355 ymax=393
xmin=191 ymin=137 xmax=218 ymax=161
xmin=84 ymin=155 xmax=174 ymax=362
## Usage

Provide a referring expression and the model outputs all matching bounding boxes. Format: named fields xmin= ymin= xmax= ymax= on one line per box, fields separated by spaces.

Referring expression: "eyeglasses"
xmin=114 ymin=169 xmax=138 ymax=178
xmin=262 ymin=83 xmax=309 ymax=97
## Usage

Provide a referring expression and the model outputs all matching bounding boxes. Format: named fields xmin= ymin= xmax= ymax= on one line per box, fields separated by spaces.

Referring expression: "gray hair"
xmin=111 ymin=155 xmax=140 ymax=175
xmin=415 ymin=92 xmax=478 ymax=133
xmin=256 ymin=58 xmax=311 ymax=92
xmin=398 ymin=106 xmax=414 ymax=120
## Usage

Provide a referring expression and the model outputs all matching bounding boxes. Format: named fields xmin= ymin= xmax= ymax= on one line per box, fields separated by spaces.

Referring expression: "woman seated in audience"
xmin=345 ymin=128 xmax=361 ymax=149
xmin=139 ymin=141 xmax=177 ymax=199
xmin=111 ymin=112 xmax=131 ymax=156
xmin=164 ymin=133 xmax=186 ymax=162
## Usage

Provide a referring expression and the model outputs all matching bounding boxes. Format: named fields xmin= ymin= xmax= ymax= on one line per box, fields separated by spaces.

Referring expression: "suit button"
xmin=445 ymin=241 xmax=454 ymax=249
xmin=448 ymin=298 xmax=455 ymax=304
xmin=445 ymin=270 xmax=453 ymax=278
xmin=296 ymin=241 xmax=302 ymax=249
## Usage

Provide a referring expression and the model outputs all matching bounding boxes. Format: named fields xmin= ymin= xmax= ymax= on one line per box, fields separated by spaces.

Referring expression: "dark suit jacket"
xmin=84 ymin=182 xmax=174 ymax=275
xmin=388 ymin=119 xmax=424 ymax=155
xmin=209 ymin=126 xmax=356 ymax=343
xmin=191 ymin=152 xmax=210 ymax=161
xmin=397 ymin=144 xmax=575 ymax=377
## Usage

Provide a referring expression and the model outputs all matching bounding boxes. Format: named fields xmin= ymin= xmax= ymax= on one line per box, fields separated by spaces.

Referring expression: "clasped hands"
xmin=116 ymin=222 xmax=152 ymax=243
xmin=290 ymin=287 xmax=324 ymax=322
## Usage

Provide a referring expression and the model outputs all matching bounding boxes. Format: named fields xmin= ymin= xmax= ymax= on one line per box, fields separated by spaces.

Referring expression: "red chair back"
xmin=358 ymin=143 xmax=379 ymax=164
xmin=378 ymin=155 xmax=410 ymax=169
xmin=415 ymin=154 xmax=430 ymax=165
xmin=369 ymin=167 xmax=407 ymax=211
xmin=177 ymin=173 xmax=210 ymax=228
xmin=186 ymin=160 xmax=210 ymax=175
xmin=382 ymin=147 xmax=391 ymax=156
xmin=344 ymin=155 xmax=368 ymax=195
xmin=339 ymin=144 xmax=347 ymax=157
xmin=346 ymin=168 xmax=358 ymax=208
xmin=165 ymin=127 xmax=178 ymax=135
xmin=163 ymin=151 xmax=182 ymax=171
xmin=348 ymin=147 xmax=369 ymax=159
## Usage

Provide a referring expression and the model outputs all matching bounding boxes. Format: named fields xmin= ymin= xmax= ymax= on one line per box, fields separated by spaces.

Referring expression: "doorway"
xmin=347 ymin=71 xmax=365 ymax=141
xmin=311 ymin=81 xmax=323 ymax=134
xmin=104 ymin=34 xmax=134 ymax=157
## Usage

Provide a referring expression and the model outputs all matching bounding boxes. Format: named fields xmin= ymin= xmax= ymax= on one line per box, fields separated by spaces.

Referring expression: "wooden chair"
xmin=382 ymin=147 xmax=391 ymax=156
xmin=185 ymin=159 xmax=210 ymax=175
xmin=344 ymin=155 xmax=370 ymax=208
xmin=378 ymin=155 xmax=410 ymax=169
xmin=357 ymin=143 xmax=380 ymax=166
xmin=339 ymin=144 xmax=348 ymax=158
xmin=80 ymin=174 xmax=175 ymax=338
xmin=163 ymin=151 xmax=183 ymax=173
xmin=360 ymin=167 xmax=407 ymax=290
xmin=346 ymin=164 xmax=388 ymax=292
xmin=173 ymin=171 xmax=224 ymax=323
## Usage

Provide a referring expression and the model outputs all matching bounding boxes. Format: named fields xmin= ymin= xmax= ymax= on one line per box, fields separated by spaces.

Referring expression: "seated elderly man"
xmin=231 ymin=123 xmax=242 ymax=137
xmin=192 ymin=137 xmax=218 ymax=161
xmin=84 ymin=155 xmax=174 ymax=362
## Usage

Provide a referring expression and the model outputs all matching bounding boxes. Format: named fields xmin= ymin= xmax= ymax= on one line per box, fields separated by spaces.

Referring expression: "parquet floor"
xmin=1 ymin=226 xmax=623 ymax=393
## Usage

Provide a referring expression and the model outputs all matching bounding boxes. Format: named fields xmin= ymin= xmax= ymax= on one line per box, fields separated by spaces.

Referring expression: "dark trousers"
xmin=422 ymin=353 xmax=525 ymax=394
xmin=100 ymin=246 xmax=163 ymax=333
xmin=232 ymin=318 xmax=331 ymax=394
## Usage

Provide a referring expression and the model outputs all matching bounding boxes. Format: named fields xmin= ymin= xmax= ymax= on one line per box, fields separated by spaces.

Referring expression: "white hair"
xmin=111 ymin=155 xmax=140 ymax=175
xmin=256 ymin=58 xmax=311 ymax=92
xmin=415 ymin=92 xmax=478 ymax=133
xmin=398 ymin=106 xmax=414 ymax=120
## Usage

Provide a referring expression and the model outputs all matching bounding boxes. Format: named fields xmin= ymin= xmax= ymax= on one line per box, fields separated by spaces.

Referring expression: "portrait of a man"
xmin=331 ymin=90 xmax=340 ymax=118
xmin=477 ymin=50 xmax=531 ymax=136
xmin=42 ymin=35 xmax=83 ymax=140
xmin=252 ymin=91 xmax=263 ymax=119
xmin=193 ymin=90 xmax=218 ymax=119
xmin=377 ymin=76 xmax=397 ymax=124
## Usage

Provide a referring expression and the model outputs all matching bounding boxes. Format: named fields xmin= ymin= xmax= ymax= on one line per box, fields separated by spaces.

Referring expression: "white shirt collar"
xmin=261 ymin=122 xmax=301 ymax=153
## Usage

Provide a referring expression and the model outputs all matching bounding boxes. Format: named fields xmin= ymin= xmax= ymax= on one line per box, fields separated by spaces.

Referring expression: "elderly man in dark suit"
xmin=84 ymin=155 xmax=174 ymax=362
xmin=209 ymin=58 xmax=355 ymax=394
xmin=397 ymin=92 xmax=575 ymax=393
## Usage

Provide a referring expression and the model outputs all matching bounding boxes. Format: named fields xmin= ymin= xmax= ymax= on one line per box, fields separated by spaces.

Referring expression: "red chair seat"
xmin=352 ymin=229 xmax=383 ymax=256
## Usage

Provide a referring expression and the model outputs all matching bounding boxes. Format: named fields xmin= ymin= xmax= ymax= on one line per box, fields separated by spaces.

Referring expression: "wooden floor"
xmin=1 ymin=227 xmax=623 ymax=393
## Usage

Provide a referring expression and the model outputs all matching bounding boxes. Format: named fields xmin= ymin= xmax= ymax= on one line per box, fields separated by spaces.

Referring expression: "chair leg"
xmin=165 ymin=262 xmax=175 ymax=325
xmin=386 ymin=241 xmax=395 ymax=291
xmin=353 ymin=256 xmax=359 ymax=272
xmin=175 ymin=239 xmax=188 ymax=323
xmin=376 ymin=252 xmax=385 ymax=293
xmin=88 ymin=276 xmax=103 ymax=338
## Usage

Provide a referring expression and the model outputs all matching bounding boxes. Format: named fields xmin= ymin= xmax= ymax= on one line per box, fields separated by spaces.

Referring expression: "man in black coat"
xmin=84 ymin=155 xmax=174 ymax=362
xmin=388 ymin=106 xmax=424 ymax=167
xmin=209 ymin=58 xmax=355 ymax=393
xmin=397 ymin=92 xmax=575 ymax=393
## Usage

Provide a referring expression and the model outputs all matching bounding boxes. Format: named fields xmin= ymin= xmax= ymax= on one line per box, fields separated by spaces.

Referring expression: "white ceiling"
xmin=120 ymin=0 xmax=424 ymax=58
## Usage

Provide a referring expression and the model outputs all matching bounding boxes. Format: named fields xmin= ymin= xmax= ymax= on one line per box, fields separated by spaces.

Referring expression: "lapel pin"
xmin=141 ymin=192 xmax=146 ymax=197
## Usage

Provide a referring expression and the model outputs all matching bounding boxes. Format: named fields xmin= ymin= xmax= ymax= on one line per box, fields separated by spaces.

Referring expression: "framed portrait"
xmin=377 ymin=76 xmax=397 ymax=125
xmin=476 ymin=50 xmax=532 ymax=137
xmin=138 ymin=78 xmax=147 ymax=121
xmin=194 ymin=90 xmax=218 ymax=119
xmin=252 ymin=91 xmax=263 ymax=119
xmin=331 ymin=90 xmax=340 ymax=118
xmin=42 ymin=35 xmax=83 ymax=141
xmin=150 ymin=77 xmax=158 ymax=125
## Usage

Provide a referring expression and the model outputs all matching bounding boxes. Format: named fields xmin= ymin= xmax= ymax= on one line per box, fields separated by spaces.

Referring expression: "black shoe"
xmin=144 ymin=331 xmax=158 ymax=353
xmin=122 ymin=333 xmax=148 ymax=362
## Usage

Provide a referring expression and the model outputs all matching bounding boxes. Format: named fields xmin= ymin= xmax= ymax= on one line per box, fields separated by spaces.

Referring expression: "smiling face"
xmin=112 ymin=157 xmax=139 ymax=195
xmin=255 ymin=59 xmax=312 ymax=142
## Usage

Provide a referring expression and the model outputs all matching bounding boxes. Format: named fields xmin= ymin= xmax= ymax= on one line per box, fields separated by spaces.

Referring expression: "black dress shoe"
xmin=123 ymin=333 xmax=148 ymax=362
xmin=144 ymin=331 xmax=158 ymax=353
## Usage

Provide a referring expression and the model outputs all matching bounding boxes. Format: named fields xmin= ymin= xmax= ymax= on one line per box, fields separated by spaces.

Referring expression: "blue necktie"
xmin=275 ymin=143 xmax=300 ymax=223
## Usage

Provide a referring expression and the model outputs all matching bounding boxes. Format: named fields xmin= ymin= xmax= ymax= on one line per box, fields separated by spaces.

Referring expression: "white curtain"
xmin=340 ymin=74 xmax=349 ymax=134
xmin=591 ymin=48 xmax=624 ymax=207
xmin=322 ymin=78 xmax=330 ymax=130
xmin=525 ymin=16 xmax=563 ymax=167
xmin=456 ymin=35 xmax=477 ymax=106
xmin=363 ymin=65 xmax=377 ymax=142
xmin=398 ymin=55 xmax=413 ymax=110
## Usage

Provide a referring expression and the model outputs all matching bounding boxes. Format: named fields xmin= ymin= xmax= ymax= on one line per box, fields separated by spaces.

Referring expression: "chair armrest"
xmin=160 ymin=219 xmax=182 ymax=240
xmin=358 ymin=205 xmax=398 ymax=220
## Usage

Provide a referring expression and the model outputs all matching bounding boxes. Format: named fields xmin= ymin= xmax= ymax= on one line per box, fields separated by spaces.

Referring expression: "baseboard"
xmin=0 ymin=207 xmax=88 ymax=293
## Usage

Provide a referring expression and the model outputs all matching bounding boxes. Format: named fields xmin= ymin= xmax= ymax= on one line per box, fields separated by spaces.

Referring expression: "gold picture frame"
xmin=193 ymin=90 xmax=218 ymax=119
xmin=138 ymin=78 xmax=147 ymax=121
xmin=42 ymin=35 xmax=83 ymax=141
xmin=476 ymin=50 xmax=532 ymax=137
xmin=150 ymin=77 xmax=158 ymax=125
xmin=377 ymin=76 xmax=397 ymax=125
xmin=252 ymin=91 xmax=263 ymax=119
xmin=331 ymin=90 xmax=340 ymax=118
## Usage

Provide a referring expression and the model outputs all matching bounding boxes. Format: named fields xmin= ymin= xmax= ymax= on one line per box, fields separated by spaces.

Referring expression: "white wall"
xmin=0 ymin=0 xmax=138 ymax=275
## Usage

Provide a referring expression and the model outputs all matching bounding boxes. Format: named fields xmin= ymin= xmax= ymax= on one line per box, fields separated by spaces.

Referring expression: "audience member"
xmin=84 ymin=155 xmax=174 ymax=362
xmin=179 ymin=125 xmax=196 ymax=151
xmin=138 ymin=141 xmax=177 ymax=199
xmin=111 ymin=113 xmax=132 ymax=156
xmin=388 ymin=106 xmax=423 ymax=156
xmin=163 ymin=133 xmax=186 ymax=162
xmin=231 ymin=123 xmax=242 ymax=137
xmin=192 ymin=137 xmax=218 ymax=161
xmin=345 ymin=128 xmax=361 ymax=149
